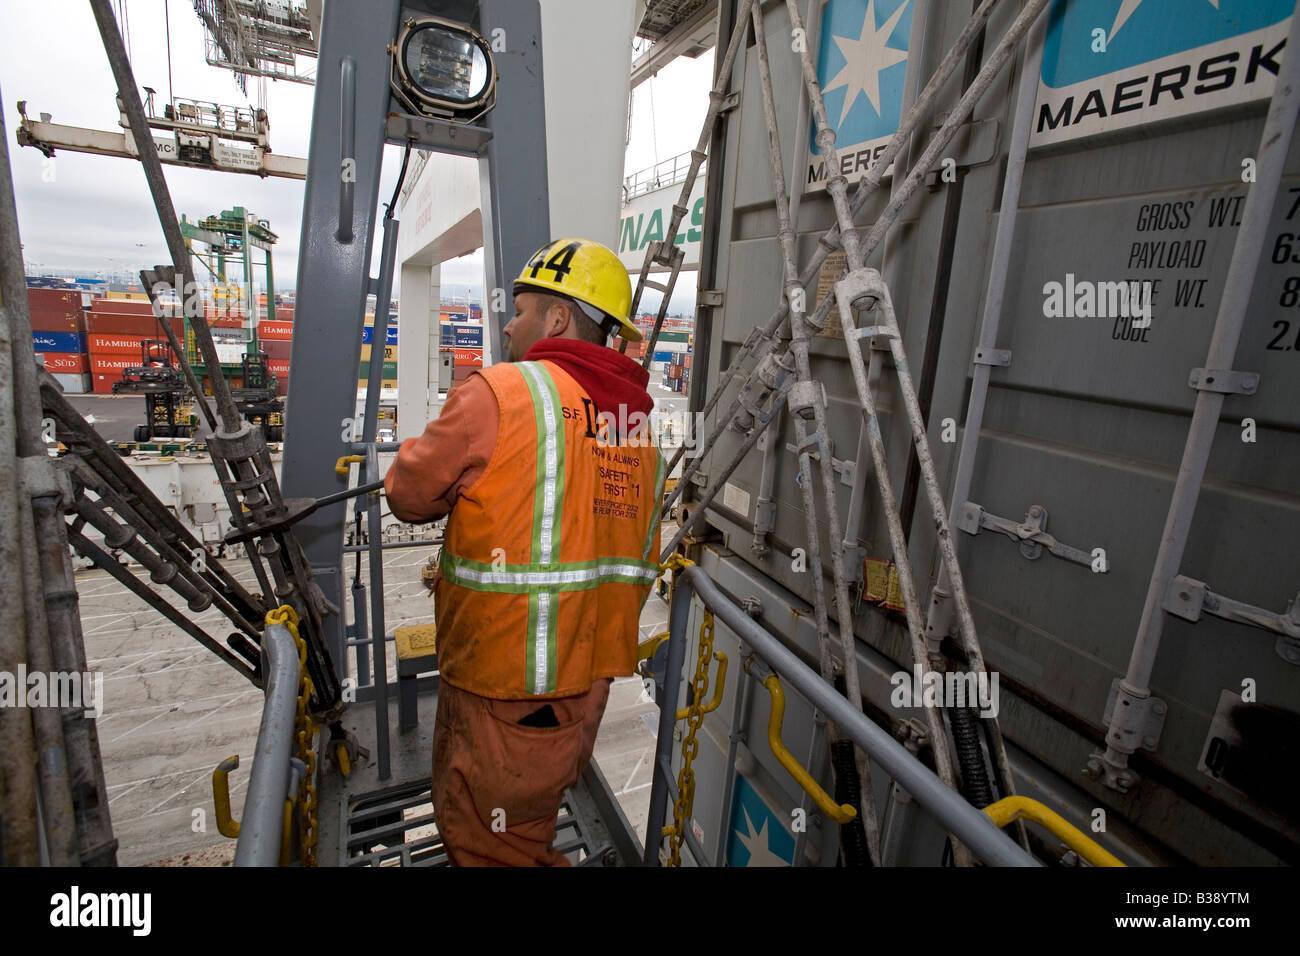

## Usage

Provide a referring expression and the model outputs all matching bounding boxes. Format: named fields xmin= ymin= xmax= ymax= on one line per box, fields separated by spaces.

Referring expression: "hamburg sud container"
xmin=673 ymin=0 xmax=1300 ymax=867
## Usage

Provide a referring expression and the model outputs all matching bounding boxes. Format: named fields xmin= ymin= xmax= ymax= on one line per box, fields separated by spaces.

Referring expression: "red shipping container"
xmin=260 ymin=340 xmax=292 ymax=360
xmin=267 ymin=358 xmax=290 ymax=377
xmin=452 ymin=347 xmax=482 ymax=367
xmin=91 ymin=298 xmax=156 ymax=315
xmin=28 ymin=307 xmax=87 ymax=333
xmin=85 ymin=312 xmax=183 ymax=337
xmin=38 ymin=352 xmax=89 ymax=373
xmin=86 ymin=334 xmax=149 ymax=355
xmin=91 ymin=373 xmax=123 ymax=395
xmin=28 ymin=288 xmax=81 ymax=309
xmin=257 ymin=321 xmax=294 ymax=340
xmin=88 ymin=354 xmax=140 ymax=375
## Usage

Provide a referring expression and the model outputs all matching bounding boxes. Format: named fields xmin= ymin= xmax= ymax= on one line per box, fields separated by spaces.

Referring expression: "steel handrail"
xmin=645 ymin=564 xmax=1039 ymax=867
xmin=233 ymin=622 xmax=299 ymax=866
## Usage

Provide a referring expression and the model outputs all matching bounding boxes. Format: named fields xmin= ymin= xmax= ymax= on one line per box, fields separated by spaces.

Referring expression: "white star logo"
xmin=1107 ymin=0 xmax=1220 ymax=44
xmin=823 ymin=0 xmax=911 ymax=127
xmin=735 ymin=807 xmax=790 ymax=867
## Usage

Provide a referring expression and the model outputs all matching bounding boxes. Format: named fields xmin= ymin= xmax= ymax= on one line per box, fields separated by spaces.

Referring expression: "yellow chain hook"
xmin=665 ymin=610 xmax=717 ymax=866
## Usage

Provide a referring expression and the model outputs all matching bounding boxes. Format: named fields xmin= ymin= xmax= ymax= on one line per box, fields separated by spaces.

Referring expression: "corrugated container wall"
xmin=679 ymin=0 xmax=1300 ymax=867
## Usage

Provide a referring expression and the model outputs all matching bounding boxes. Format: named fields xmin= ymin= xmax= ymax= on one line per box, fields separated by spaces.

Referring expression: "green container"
xmin=358 ymin=360 xmax=398 ymax=380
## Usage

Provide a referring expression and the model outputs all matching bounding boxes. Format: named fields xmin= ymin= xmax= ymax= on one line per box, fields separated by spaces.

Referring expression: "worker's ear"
xmin=544 ymin=301 xmax=572 ymax=338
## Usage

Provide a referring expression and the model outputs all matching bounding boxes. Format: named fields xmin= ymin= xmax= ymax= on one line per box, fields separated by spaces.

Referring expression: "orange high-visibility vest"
xmin=435 ymin=360 xmax=664 ymax=699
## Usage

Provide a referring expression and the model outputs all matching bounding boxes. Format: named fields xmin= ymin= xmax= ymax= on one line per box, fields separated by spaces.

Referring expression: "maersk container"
xmin=669 ymin=0 xmax=1300 ymax=867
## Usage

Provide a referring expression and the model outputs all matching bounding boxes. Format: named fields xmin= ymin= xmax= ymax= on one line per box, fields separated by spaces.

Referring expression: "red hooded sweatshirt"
xmin=385 ymin=338 xmax=655 ymax=523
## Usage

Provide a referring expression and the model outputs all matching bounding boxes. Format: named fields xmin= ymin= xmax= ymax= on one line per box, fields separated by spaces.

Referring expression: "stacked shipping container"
xmin=28 ymin=287 xmax=91 ymax=393
xmin=439 ymin=314 xmax=483 ymax=388
xmin=84 ymin=297 xmax=183 ymax=394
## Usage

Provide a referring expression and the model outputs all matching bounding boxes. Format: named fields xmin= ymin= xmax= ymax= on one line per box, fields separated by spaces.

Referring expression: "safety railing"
xmin=622 ymin=150 xmax=704 ymax=203
xmin=644 ymin=563 xmax=1040 ymax=867
xmin=231 ymin=619 xmax=300 ymax=866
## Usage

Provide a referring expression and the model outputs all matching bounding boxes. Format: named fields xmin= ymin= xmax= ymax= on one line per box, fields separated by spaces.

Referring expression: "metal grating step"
xmin=341 ymin=774 xmax=628 ymax=867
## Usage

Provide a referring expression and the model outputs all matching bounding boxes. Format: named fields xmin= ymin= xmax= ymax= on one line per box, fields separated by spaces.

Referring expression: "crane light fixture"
xmin=390 ymin=17 xmax=496 ymax=120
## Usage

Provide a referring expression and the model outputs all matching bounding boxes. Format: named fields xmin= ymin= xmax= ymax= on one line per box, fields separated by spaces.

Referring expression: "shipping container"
xmin=361 ymin=324 xmax=400 ymax=346
xmin=90 ymin=373 xmax=122 ymax=395
xmin=360 ymin=343 xmax=398 ymax=362
xmin=257 ymin=321 xmax=295 ymax=341
xmin=358 ymin=360 xmax=398 ymax=380
xmin=88 ymin=354 xmax=141 ymax=375
xmin=91 ymin=299 xmax=156 ymax=315
xmin=449 ymin=347 xmax=482 ymax=367
xmin=51 ymin=372 xmax=92 ymax=394
xmin=666 ymin=0 xmax=1300 ymax=867
xmin=85 ymin=313 xmax=183 ymax=337
xmin=215 ymin=342 xmax=247 ymax=364
xmin=27 ymin=287 xmax=80 ymax=310
xmin=85 ymin=333 xmax=150 ymax=355
xmin=27 ymin=308 xmax=86 ymax=334
xmin=31 ymin=330 xmax=86 ymax=353
xmin=453 ymin=325 xmax=483 ymax=348
xmin=37 ymin=352 xmax=90 ymax=374
xmin=260 ymin=340 xmax=292 ymax=361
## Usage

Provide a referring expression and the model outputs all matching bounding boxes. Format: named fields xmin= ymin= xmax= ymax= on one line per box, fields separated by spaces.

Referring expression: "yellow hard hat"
xmin=513 ymin=238 xmax=641 ymax=341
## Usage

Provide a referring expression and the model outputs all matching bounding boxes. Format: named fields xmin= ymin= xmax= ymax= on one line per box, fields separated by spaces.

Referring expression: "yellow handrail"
xmin=334 ymin=454 xmax=364 ymax=476
xmin=211 ymin=755 xmax=241 ymax=838
xmin=983 ymin=796 xmax=1125 ymax=867
xmin=676 ymin=652 xmax=727 ymax=720
xmin=637 ymin=631 xmax=670 ymax=663
xmin=761 ymin=675 xmax=857 ymax=825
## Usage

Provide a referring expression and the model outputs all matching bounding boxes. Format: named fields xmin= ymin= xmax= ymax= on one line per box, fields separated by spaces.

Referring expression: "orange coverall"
xmin=384 ymin=374 xmax=611 ymax=866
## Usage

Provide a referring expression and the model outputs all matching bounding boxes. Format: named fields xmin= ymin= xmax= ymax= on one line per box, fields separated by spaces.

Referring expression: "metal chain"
xmin=666 ymin=610 xmax=715 ymax=867
xmin=267 ymin=604 xmax=319 ymax=867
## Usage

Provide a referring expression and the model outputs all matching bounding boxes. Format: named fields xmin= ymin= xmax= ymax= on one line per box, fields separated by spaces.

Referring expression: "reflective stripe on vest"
xmin=519 ymin=362 xmax=563 ymax=693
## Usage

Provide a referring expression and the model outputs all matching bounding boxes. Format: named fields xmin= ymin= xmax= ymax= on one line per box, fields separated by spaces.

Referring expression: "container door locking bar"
xmin=1165 ymin=576 xmax=1300 ymax=665
xmin=956 ymin=503 xmax=1103 ymax=569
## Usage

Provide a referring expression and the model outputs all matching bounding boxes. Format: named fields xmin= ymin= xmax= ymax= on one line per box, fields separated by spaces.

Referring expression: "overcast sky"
xmin=0 ymin=0 xmax=712 ymax=311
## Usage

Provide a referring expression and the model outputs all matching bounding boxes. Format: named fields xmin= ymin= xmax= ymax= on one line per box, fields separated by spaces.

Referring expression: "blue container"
xmin=653 ymin=350 xmax=675 ymax=364
xmin=32 ymin=330 xmax=85 ymax=353
xmin=361 ymin=325 xmax=399 ymax=346
xmin=453 ymin=325 xmax=483 ymax=348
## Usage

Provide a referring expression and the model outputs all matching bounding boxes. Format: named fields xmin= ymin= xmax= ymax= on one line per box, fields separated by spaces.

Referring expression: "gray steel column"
xmin=688 ymin=0 xmax=739 ymax=413
xmin=280 ymin=0 xmax=403 ymax=654
xmin=0 ymin=84 xmax=40 ymax=866
xmin=477 ymin=0 xmax=550 ymax=362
